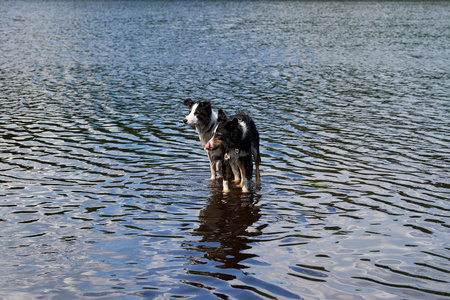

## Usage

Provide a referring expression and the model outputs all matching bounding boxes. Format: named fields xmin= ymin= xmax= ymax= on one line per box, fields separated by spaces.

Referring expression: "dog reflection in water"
xmin=187 ymin=191 xmax=266 ymax=268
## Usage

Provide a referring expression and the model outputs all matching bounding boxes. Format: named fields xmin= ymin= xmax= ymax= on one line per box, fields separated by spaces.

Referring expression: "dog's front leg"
xmin=221 ymin=156 xmax=230 ymax=193
xmin=237 ymin=159 xmax=249 ymax=193
xmin=222 ymin=179 xmax=230 ymax=193
xmin=231 ymin=163 xmax=240 ymax=182
xmin=208 ymin=152 xmax=216 ymax=180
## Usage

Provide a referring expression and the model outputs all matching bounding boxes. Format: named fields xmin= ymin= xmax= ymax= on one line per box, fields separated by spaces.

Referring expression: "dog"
xmin=205 ymin=109 xmax=261 ymax=193
xmin=183 ymin=99 xmax=240 ymax=181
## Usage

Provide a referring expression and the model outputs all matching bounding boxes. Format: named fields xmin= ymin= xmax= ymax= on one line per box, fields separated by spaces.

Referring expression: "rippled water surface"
xmin=1 ymin=1 xmax=449 ymax=299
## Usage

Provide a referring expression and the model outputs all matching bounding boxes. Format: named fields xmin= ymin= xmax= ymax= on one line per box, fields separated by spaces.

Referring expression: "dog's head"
xmin=183 ymin=99 xmax=212 ymax=126
xmin=205 ymin=109 xmax=239 ymax=151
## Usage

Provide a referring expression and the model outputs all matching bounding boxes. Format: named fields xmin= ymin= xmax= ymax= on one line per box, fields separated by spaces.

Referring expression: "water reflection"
xmin=187 ymin=188 xmax=262 ymax=270
xmin=1 ymin=0 xmax=449 ymax=299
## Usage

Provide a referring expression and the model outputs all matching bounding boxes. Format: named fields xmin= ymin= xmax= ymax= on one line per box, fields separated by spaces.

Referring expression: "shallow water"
xmin=1 ymin=1 xmax=449 ymax=299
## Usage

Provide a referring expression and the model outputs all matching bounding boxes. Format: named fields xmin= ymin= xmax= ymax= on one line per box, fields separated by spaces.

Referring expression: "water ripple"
xmin=1 ymin=1 xmax=449 ymax=299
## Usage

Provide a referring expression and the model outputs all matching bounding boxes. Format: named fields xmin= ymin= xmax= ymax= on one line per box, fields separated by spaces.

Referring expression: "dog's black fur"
xmin=183 ymin=99 xmax=239 ymax=181
xmin=205 ymin=109 xmax=261 ymax=193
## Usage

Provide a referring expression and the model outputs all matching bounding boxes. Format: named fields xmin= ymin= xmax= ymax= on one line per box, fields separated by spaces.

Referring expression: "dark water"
xmin=1 ymin=1 xmax=449 ymax=299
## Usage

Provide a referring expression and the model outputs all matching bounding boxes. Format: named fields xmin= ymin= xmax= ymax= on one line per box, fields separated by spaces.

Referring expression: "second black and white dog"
xmin=183 ymin=99 xmax=240 ymax=181
xmin=205 ymin=109 xmax=261 ymax=193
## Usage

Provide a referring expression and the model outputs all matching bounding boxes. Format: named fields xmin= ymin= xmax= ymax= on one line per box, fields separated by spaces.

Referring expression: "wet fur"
xmin=206 ymin=109 xmax=261 ymax=193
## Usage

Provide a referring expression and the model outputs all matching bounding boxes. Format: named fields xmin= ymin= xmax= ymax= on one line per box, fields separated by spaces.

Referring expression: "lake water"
xmin=1 ymin=1 xmax=449 ymax=299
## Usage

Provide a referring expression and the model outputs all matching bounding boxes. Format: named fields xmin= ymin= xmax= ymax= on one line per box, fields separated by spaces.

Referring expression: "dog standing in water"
xmin=205 ymin=109 xmax=261 ymax=193
xmin=183 ymin=99 xmax=240 ymax=181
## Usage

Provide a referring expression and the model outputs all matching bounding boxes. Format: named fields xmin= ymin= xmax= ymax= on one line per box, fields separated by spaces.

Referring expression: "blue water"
xmin=1 ymin=1 xmax=449 ymax=299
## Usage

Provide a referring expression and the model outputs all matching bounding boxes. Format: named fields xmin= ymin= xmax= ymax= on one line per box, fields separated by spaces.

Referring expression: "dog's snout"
xmin=183 ymin=118 xmax=188 ymax=124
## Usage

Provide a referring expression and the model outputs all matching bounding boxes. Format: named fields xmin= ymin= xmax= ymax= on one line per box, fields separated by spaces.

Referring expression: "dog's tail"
xmin=251 ymin=138 xmax=261 ymax=165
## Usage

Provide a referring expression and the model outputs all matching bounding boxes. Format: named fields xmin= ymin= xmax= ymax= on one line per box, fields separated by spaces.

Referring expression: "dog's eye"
xmin=216 ymin=134 xmax=224 ymax=139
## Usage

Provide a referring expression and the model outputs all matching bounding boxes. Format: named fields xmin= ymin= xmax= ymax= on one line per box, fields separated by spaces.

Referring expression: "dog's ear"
xmin=225 ymin=118 xmax=239 ymax=131
xmin=218 ymin=109 xmax=227 ymax=122
xmin=199 ymin=101 xmax=211 ymax=111
xmin=183 ymin=99 xmax=194 ymax=107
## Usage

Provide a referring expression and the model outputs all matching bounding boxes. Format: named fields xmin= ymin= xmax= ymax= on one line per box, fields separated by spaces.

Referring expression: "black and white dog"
xmin=205 ymin=109 xmax=261 ymax=193
xmin=183 ymin=99 xmax=240 ymax=181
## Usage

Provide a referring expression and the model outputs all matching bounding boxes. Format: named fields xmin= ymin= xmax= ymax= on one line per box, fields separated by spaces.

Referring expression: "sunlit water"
xmin=1 ymin=1 xmax=449 ymax=299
